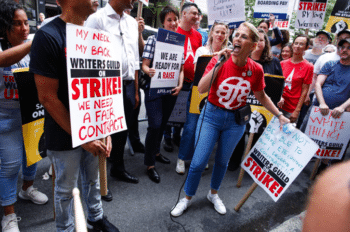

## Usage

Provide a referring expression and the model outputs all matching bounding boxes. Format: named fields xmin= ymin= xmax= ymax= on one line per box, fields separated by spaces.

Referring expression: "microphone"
xmin=215 ymin=46 xmax=235 ymax=67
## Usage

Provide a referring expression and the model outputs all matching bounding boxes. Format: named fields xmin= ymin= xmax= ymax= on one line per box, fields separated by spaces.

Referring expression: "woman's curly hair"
xmin=0 ymin=0 xmax=24 ymax=38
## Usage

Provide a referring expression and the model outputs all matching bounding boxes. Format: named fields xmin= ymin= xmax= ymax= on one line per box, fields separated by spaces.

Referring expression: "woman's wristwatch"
xmin=276 ymin=112 xmax=283 ymax=118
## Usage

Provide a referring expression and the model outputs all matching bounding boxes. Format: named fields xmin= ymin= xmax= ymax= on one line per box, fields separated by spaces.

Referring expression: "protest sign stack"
xmin=235 ymin=117 xmax=319 ymax=210
xmin=66 ymin=24 xmax=125 ymax=195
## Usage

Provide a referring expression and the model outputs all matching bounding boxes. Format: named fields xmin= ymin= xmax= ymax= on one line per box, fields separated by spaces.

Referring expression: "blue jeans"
xmin=48 ymin=148 xmax=103 ymax=232
xmin=184 ymin=102 xmax=245 ymax=197
xmin=178 ymin=93 xmax=200 ymax=161
xmin=0 ymin=107 xmax=37 ymax=207
xmin=144 ymin=89 xmax=177 ymax=166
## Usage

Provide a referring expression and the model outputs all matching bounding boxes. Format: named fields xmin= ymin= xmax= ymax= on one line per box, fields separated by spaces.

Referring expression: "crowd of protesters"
xmin=1 ymin=0 xmax=350 ymax=231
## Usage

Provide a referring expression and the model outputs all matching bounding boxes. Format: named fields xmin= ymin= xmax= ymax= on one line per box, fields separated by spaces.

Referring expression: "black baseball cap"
xmin=338 ymin=38 xmax=350 ymax=47
xmin=337 ymin=29 xmax=350 ymax=37
xmin=316 ymin=30 xmax=331 ymax=41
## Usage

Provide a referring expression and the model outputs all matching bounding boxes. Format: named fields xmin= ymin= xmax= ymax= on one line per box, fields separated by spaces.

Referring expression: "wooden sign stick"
xmin=310 ymin=159 xmax=321 ymax=180
xmin=73 ymin=188 xmax=88 ymax=232
xmin=236 ymin=133 xmax=255 ymax=188
xmin=180 ymin=0 xmax=185 ymax=11
xmin=99 ymin=138 xmax=108 ymax=196
xmin=234 ymin=183 xmax=258 ymax=212
xmin=137 ymin=1 xmax=143 ymax=18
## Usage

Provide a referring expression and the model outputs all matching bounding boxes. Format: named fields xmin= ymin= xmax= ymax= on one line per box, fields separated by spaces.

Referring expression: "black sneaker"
xmin=87 ymin=216 xmax=120 ymax=232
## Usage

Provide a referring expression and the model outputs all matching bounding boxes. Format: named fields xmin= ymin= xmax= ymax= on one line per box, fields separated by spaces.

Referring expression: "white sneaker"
xmin=207 ymin=191 xmax=226 ymax=215
xmin=171 ymin=198 xmax=191 ymax=217
xmin=18 ymin=186 xmax=48 ymax=205
xmin=1 ymin=213 xmax=20 ymax=232
xmin=176 ymin=159 xmax=185 ymax=174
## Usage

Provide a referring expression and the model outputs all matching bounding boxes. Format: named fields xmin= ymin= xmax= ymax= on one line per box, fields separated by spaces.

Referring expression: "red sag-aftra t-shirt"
xmin=203 ymin=56 xmax=266 ymax=111
xmin=281 ymin=59 xmax=313 ymax=113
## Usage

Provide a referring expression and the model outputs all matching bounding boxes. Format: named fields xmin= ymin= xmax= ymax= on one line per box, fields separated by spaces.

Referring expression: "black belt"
xmin=123 ymin=80 xmax=134 ymax=86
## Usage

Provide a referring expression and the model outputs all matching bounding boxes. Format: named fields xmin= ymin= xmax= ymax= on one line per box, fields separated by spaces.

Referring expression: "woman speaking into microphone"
xmin=171 ymin=22 xmax=289 ymax=217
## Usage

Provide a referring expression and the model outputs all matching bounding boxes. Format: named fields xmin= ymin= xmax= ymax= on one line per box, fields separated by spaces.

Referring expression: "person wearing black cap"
xmin=304 ymin=30 xmax=331 ymax=65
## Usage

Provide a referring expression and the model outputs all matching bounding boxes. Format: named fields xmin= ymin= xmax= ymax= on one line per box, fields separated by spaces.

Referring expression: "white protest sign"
xmin=253 ymin=0 xmax=289 ymax=19
xmin=295 ymin=0 xmax=328 ymax=30
xmin=242 ymin=117 xmax=318 ymax=202
xmin=139 ymin=0 xmax=149 ymax=7
xmin=66 ymin=24 xmax=126 ymax=148
xmin=207 ymin=0 xmax=245 ymax=29
xmin=150 ymin=28 xmax=185 ymax=96
xmin=305 ymin=106 xmax=350 ymax=160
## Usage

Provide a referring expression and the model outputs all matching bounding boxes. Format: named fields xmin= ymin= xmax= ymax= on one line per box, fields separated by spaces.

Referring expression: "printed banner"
xmin=14 ymin=68 xmax=46 ymax=166
xmin=167 ymin=90 xmax=190 ymax=127
xmin=189 ymin=56 xmax=213 ymax=114
xmin=253 ymin=0 xmax=289 ymax=19
xmin=246 ymin=74 xmax=284 ymax=133
xmin=139 ymin=0 xmax=149 ymax=7
xmin=207 ymin=0 xmax=245 ymax=29
xmin=305 ymin=106 xmax=350 ymax=160
xmin=150 ymin=28 xmax=185 ymax=96
xmin=66 ymin=24 xmax=126 ymax=148
xmin=242 ymin=117 xmax=319 ymax=202
xmin=325 ymin=0 xmax=350 ymax=33
xmin=271 ymin=18 xmax=290 ymax=29
xmin=295 ymin=0 xmax=328 ymax=30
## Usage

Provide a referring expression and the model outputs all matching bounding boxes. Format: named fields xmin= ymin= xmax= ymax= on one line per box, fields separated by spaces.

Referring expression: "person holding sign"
xmin=229 ymin=28 xmax=283 ymax=171
xmin=277 ymin=35 xmax=313 ymax=123
xmin=142 ymin=6 xmax=184 ymax=183
xmin=0 ymin=1 xmax=48 ymax=231
xmin=85 ymin=0 xmax=140 ymax=185
xmin=176 ymin=22 xmax=229 ymax=174
xmin=29 ymin=0 xmax=119 ymax=231
xmin=257 ymin=14 xmax=283 ymax=47
xmin=171 ymin=22 xmax=289 ymax=217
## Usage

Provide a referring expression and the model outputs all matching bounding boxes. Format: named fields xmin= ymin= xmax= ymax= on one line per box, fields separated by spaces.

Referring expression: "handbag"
xmin=235 ymin=104 xmax=251 ymax=125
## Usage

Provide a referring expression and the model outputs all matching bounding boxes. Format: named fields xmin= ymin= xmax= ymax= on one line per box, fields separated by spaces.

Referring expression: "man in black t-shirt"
xmin=30 ymin=0 xmax=119 ymax=231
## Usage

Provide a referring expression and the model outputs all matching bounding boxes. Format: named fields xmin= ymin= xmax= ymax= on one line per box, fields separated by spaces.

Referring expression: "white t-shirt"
xmin=194 ymin=46 xmax=211 ymax=64
xmin=85 ymin=3 xmax=140 ymax=80
xmin=313 ymin=52 xmax=340 ymax=74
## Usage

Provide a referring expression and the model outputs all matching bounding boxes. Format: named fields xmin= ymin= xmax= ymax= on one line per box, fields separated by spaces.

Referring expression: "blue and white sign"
xmin=150 ymin=28 xmax=185 ymax=96
xmin=253 ymin=0 xmax=289 ymax=20
xmin=207 ymin=0 xmax=245 ymax=29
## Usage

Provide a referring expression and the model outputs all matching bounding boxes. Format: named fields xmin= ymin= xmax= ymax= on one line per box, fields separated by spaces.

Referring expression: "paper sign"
xmin=325 ymin=0 xmax=350 ymax=33
xmin=305 ymin=106 xmax=350 ymax=160
xmin=242 ymin=117 xmax=319 ymax=202
xmin=253 ymin=0 xmax=289 ymax=19
xmin=295 ymin=0 xmax=328 ymax=30
xmin=66 ymin=24 xmax=126 ymax=148
xmin=150 ymin=28 xmax=185 ymax=96
xmin=207 ymin=0 xmax=245 ymax=29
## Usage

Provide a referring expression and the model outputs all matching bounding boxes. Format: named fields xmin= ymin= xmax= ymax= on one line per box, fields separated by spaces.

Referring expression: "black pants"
xmin=110 ymin=80 xmax=135 ymax=172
